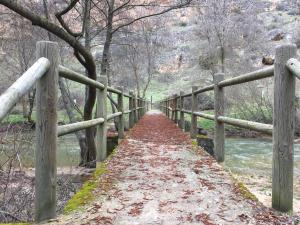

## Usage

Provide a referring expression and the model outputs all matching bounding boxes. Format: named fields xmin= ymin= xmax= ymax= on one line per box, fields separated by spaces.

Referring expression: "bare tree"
xmin=196 ymin=0 xmax=261 ymax=74
xmin=0 ymin=0 xmax=191 ymax=166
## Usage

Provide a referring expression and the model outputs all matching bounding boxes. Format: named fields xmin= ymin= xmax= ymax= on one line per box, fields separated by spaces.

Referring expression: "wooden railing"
xmin=159 ymin=44 xmax=300 ymax=213
xmin=0 ymin=41 xmax=149 ymax=222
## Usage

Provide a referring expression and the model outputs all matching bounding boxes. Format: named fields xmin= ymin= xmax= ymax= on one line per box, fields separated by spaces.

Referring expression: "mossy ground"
xmin=235 ymin=181 xmax=259 ymax=202
xmin=63 ymin=149 xmax=118 ymax=214
xmin=0 ymin=223 xmax=30 ymax=225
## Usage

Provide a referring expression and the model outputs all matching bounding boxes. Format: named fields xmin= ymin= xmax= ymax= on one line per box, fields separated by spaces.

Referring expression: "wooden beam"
xmin=214 ymin=73 xmax=225 ymax=162
xmin=191 ymin=86 xmax=198 ymax=138
xmin=272 ymin=44 xmax=296 ymax=212
xmin=96 ymin=75 xmax=107 ymax=162
xmin=218 ymin=66 xmax=274 ymax=88
xmin=35 ymin=41 xmax=59 ymax=222
xmin=129 ymin=91 xmax=135 ymax=128
xmin=117 ymin=87 xmax=125 ymax=139
xmin=0 ymin=58 xmax=50 ymax=122
xmin=58 ymin=118 xmax=105 ymax=137
xmin=59 ymin=65 xmax=105 ymax=90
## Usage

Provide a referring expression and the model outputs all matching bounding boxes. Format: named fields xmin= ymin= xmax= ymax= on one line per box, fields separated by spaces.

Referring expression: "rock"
xmin=268 ymin=29 xmax=285 ymax=41
xmin=197 ymin=127 xmax=208 ymax=135
xmin=197 ymin=135 xmax=214 ymax=156
xmin=262 ymin=56 xmax=274 ymax=65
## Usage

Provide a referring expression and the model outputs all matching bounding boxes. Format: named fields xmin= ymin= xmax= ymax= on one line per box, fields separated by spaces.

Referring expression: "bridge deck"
xmin=51 ymin=111 xmax=290 ymax=225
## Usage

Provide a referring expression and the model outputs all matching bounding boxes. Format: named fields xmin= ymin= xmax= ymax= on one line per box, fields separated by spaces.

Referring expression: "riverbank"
xmin=0 ymin=167 xmax=93 ymax=223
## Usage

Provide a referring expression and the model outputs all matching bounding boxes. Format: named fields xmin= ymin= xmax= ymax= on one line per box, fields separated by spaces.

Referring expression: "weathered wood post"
xmin=35 ymin=41 xmax=59 ymax=222
xmin=117 ymin=87 xmax=125 ymax=139
xmin=137 ymin=98 xmax=141 ymax=120
xmin=167 ymin=99 xmax=170 ymax=118
xmin=165 ymin=100 xmax=167 ymax=115
xmin=174 ymin=94 xmax=178 ymax=124
xmin=129 ymin=91 xmax=134 ymax=128
xmin=272 ymin=44 xmax=296 ymax=212
xmin=191 ymin=86 xmax=198 ymax=138
xmin=179 ymin=91 xmax=184 ymax=130
xmin=134 ymin=93 xmax=138 ymax=123
xmin=213 ymin=73 xmax=225 ymax=162
xmin=96 ymin=75 xmax=107 ymax=162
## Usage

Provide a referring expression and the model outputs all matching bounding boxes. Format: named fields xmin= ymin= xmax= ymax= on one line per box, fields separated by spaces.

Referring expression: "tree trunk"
xmin=83 ymin=0 xmax=96 ymax=167
xmin=58 ymin=77 xmax=88 ymax=165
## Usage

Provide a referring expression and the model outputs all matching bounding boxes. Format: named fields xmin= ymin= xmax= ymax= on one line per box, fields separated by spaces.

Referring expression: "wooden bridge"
xmin=0 ymin=41 xmax=300 ymax=224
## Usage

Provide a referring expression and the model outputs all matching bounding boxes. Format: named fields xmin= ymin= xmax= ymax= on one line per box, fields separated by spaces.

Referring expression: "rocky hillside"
xmin=147 ymin=0 xmax=300 ymax=102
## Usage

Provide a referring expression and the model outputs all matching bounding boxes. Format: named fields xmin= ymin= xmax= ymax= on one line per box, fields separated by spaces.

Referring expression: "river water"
xmin=224 ymin=138 xmax=300 ymax=211
xmin=224 ymin=138 xmax=300 ymax=177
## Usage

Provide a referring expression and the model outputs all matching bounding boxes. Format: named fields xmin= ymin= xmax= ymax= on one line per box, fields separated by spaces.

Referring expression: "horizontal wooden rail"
xmin=107 ymin=112 xmax=122 ymax=120
xmin=58 ymin=118 xmax=105 ymax=137
xmin=286 ymin=58 xmax=300 ymax=80
xmin=217 ymin=116 xmax=273 ymax=134
xmin=181 ymin=110 xmax=272 ymax=133
xmin=107 ymin=86 xmax=122 ymax=95
xmin=0 ymin=57 xmax=50 ymax=122
xmin=59 ymin=66 xmax=105 ymax=90
xmin=171 ymin=66 xmax=274 ymax=100
xmin=218 ymin=66 xmax=274 ymax=88
xmin=59 ymin=66 xmax=136 ymax=98
xmin=181 ymin=84 xmax=214 ymax=98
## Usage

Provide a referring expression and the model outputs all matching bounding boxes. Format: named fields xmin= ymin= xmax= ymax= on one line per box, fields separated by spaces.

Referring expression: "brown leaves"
xmin=128 ymin=202 xmax=144 ymax=216
xmin=195 ymin=213 xmax=216 ymax=225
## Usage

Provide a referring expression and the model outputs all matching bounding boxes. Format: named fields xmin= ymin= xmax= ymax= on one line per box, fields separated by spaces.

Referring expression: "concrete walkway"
xmin=50 ymin=111 xmax=293 ymax=225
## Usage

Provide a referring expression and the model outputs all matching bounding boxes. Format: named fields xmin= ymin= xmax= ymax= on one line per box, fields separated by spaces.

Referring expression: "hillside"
xmin=146 ymin=0 xmax=300 ymax=102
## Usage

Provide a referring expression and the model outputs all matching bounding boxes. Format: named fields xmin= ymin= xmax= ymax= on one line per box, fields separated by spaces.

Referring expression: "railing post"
xmin=165 ymin=99 xmax=168 ymax=117
xmin=117 ymin=87 xmax=125 ymax=139
xmin=167 ymin=99 xmax=170 ymax=118
xmin=213 ymin=73 xmax=225 ymax=162
xmin=272 ymin=44 xmax=296 ymax=212
xmin=129 ymin=91 xmax=134 ymax=128
xmin=180 ymin=91 xmax=184 ymax=130
xmin=35 ymin=41 xmax=59 ymax=222
xmin=191 ymin=86 xmax=198 ymax=138
xmin=96 ymin=75 xmax=107 ymax=162
xmin=134 ymin=94 xmax=138 ymax=123
xmin=137 ymin=98 xmax=140 ymax=120
xmin=174 ymin=94 xmax=178 ymax=124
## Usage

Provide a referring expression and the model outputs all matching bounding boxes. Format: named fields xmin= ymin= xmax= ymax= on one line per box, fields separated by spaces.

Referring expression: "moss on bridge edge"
xmin=63 ymin=148 xmax=118 ymax=214
xmin=0 ymin=223 xmax=29 ymax=225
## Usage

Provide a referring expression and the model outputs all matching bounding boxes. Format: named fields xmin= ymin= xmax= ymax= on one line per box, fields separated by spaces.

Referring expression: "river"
xmin=225 ymin=138 xmax=300 ymax=212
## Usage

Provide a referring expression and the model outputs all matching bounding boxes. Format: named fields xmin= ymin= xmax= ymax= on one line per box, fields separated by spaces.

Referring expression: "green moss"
xmin=63 ymin=148 xmax=118 ymax=214
xmin=63 ymin=180 xmax=97 ymax=214
xmin=0 ymin=223 xmax=30 ymax=225
xmin=236 ymin=181 xmax=258 ymax=202
xmin=191 ymin=140 xmax=198 ymax=146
